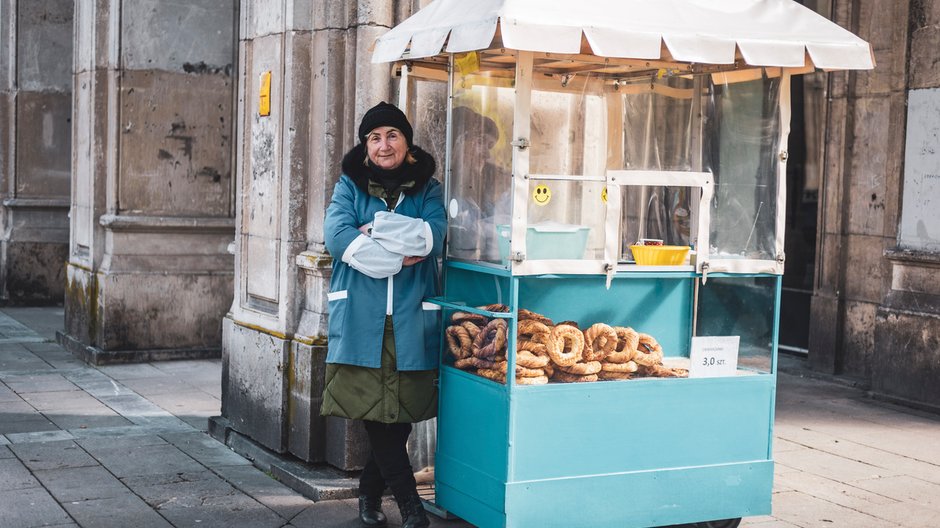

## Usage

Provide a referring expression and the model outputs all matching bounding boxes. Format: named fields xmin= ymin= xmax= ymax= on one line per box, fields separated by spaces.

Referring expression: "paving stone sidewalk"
xmin=2 ymin=306 xmax=940 ymax=528
xmin=0 ymin=307 xmax=470 ymax=528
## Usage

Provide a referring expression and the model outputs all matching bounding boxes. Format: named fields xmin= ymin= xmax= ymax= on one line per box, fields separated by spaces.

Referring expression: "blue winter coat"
xmin=323 ymin=146 xmax=446 ymax=371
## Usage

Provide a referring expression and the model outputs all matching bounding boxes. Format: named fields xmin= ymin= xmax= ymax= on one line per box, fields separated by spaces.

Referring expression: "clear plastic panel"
xmin=695 ymin=276 xmax=776 ymax=374
xmin=524 ymin=74 xmax=608 ymax=261
xmin=447 ymin=61 xmax=782 ymax=269
xmin=617 ymin=77 xmax=702 ymax=259
xmin=614 ymin=75 xmax=781 ymax=263
xmin=447 ymin=61 xmax=515 ymax=264
xmin=620 ymin=184 xmax=695 ymax=262
xmin=708 ymin=77 xmax=782 ymax=261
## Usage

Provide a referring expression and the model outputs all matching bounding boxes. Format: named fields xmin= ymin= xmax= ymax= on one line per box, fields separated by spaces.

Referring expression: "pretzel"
xmin=519 ymin=309 xmax=553 ymax=326
xmin=476 ymin=368 xmax=505 ymax=382
xmin=582 ymin=323 xmax=617 ymax=362
xmin=459 ymin=321 xmax=482 ymax=340
xmin=516 ymin=375 xmax=549 ymax=385
xmin=558 ymin=361 xmax=602 ymax=375
xmin=518 ymin=319 xmax=552 ymax=338
xmin=516 ymin=334 xmax=555 ymax=357
xmin=605 ymin=327 xmax=638 ymax=363
xmin=451 ymin=311 xmax=487 ymax=326
xmin=454 ymin=357 xmax=499 ymax=370
xmin=601 ymin=360 xmax=638 ymax=373
xmin=551 ymin=370 xmax=598 ymax=383
xmin=634 ymin=333 xmax=664 ymax=367
xmin=517 ymin=320 xmax=554 ymax=356
xmin=548 ymin=324 xmax=584 ymax=367
xmin=542 ymin=363 xmax=554 ymax=378
xmin=475 ymin=368 xmax=549 ymax=385
xmin=515 ymin=350 xmax=550 ymax=368
xmin=598 ymin=371 xmax=633 ymax=381
xmin=496 ymin=361 xmax=545 ymax=378
xmin=637 ymin=364 xmax=688 ymax=378
xmin=445 ymin=325 xmax=474 ymax=359
xmin=478 ymin=303 xmax=510 ymax=313
xmin=518 ymin=332 xmax=555 ymax=357
xmin=473 ymin=319 xmax=507 ymax=359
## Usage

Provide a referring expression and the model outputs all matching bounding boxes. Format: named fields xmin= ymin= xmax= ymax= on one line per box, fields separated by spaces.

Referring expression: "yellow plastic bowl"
xmin=630 ymin=245 xmax=691 ymax=266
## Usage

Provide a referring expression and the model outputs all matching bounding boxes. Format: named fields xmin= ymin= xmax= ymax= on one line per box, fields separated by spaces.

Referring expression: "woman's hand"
xmin=402 ymin=256 xmax=425 ymax=266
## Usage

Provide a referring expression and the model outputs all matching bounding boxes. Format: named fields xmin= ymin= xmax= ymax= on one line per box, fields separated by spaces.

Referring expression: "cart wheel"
xmin=696 ymin=519 xmax=741 ymax=528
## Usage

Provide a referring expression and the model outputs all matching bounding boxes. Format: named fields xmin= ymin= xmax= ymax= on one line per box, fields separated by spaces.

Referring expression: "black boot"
xmin=395 ymin=491 xmax=430 ymax=528
xmin=358 ymin=495 xmax=387 ymax=527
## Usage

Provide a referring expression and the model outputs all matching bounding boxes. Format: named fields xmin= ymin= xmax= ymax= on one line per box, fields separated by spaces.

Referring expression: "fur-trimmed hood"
xmin=340 ymin=143 xmax=437 ymax=196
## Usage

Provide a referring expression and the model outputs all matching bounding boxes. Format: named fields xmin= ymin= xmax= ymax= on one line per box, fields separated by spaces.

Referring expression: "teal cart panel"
xmin=434 ymin=265 xmax=781 ymax=528
xmin=509 ymin=375 xmax=774 ymax=481
xmin=504 ymin=461 xmax=774 ymax=528
xmin=437 ymin=367 xmax=509 ymax=506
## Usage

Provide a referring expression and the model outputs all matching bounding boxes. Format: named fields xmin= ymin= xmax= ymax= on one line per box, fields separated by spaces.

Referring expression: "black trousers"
xmin=359 ymin=421 xmax=416 ymax=499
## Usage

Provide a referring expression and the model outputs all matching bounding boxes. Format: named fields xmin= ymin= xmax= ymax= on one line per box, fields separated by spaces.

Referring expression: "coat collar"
xmin=341 ymin=143 xmax=436 ymax=197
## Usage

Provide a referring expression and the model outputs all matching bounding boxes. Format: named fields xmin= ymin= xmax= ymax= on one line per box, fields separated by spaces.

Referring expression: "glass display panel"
xmin=446 ymin=59 xmax=782 ymax=269
xmin=524 ymin=74 xmax=608 ymax=261
xmin=612 ymin=75 xmax=781 ymax=264
xmin=708 ymin=78 xmax=782 ymax=261
xmin=620 ymin=184 xmax=696 ymax=263
xmin=615 ymin=77 xmax=702 ymax=259
xmin=447 ymin=59 xmax=515 ymax=264
xmin=695 ymin=276 xmax=777 ymax=374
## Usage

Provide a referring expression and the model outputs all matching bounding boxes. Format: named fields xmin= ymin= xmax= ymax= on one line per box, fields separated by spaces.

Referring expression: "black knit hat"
xmin=358 ymin=101 xmax=414 ymax=146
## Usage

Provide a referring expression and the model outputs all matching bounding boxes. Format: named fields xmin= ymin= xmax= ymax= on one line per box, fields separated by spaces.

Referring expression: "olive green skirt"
xmin=321 ymin=317 xmax=438 ymax=423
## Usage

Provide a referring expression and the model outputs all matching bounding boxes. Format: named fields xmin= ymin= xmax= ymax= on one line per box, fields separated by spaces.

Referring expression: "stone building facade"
xmin=806 ymin=0 xmax=940 ymax=412
xmin=0 ymin=0 xmax=937 ymax=472
xmin=59 ymin=0 xmax=238 ymax=364
xmin=0 ymin=0 xmax=73 ymax=304
xmin=215 ymin=0 xmax=444 ymax=470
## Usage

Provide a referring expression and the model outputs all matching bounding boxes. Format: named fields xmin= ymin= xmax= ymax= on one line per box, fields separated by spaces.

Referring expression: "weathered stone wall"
xmin=62 ymin=0 xmax=237 ymax=363
xmin=871 ymin=0 xmax=940 ymax=411
xmin=219 ymin=0 xmax=447 ymax=470
xmin=223 ymin=0 xmax=399 ymax=466
xmin=809 ymin=0 xmax=940 ymax=410
xmin=0 ymin=0 xmax=72 ymax=304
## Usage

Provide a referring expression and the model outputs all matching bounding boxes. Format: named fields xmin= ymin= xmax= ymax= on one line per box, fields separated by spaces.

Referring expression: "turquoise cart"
xmin=429 ymin=266 xmax=780 ymax=528
xmin=371 ymin=1 xmax=874 ymax=526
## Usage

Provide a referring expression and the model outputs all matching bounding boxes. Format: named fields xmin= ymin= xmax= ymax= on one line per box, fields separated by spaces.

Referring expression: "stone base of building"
xmin=872 ymin=303 xmax=940 ymax=413
xmin=208 ymin=415 xmax=359 ymax=501
xmin=0 ymin=227 xmax=68 ymax=306
xmin=871 ymin=251 xmax=940 ymax=412
xmin=56 ymin=330 xmax=220 ymax=365
xmin=63 ymin=262 xmax=232 ymax=358
xmin=220 ymin=316 xmax=371 ymax=470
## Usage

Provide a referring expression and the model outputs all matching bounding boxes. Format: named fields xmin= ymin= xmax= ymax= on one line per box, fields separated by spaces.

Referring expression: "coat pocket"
xmin=327 ymin=290 xmax=349 ymax=340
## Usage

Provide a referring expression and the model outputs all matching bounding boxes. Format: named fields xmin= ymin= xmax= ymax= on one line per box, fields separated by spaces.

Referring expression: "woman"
xmin=322 ymin=102 xmax=445 ymax=528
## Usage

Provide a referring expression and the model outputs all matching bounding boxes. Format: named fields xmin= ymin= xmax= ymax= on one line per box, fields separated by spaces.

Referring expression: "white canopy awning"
xmin=373 ymin=0 xmax=874 ymax=70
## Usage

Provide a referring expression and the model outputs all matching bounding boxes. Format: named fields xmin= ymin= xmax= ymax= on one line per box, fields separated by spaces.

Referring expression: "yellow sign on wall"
xmin=259 ymin=71 xmax=271 ymax=117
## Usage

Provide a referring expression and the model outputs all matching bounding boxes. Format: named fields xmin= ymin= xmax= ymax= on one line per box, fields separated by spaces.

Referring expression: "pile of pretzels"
xmin=445 ymin=305 xmax=688 ymax=384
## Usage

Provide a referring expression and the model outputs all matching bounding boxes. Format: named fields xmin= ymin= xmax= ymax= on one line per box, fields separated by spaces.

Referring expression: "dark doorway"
xmin=779 ymin=74 xmax=817 ymax=354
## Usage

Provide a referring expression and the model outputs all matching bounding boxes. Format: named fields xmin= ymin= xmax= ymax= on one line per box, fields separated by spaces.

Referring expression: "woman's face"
xmin=365 ymin=126 xmax=408 ymax=170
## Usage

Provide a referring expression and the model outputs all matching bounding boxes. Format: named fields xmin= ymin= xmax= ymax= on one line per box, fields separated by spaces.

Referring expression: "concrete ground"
xmin=1 ymin=306 xmax=939 ymax=528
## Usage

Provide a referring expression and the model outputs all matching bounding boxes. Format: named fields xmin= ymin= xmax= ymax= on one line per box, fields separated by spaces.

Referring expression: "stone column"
xmin=61 ymin=0 xmax=237 ymax=364
xmin=0 ymin=0 xmax=73 ymax=304
xmin=217 ymin=0 xmax=449 ymax=470
xmin=808 ymin=0 xmax=909 ymax=380
xmin=872 ymin=0 xmax=940 ymax=411
xmin=220 ymin=0 xmax=396 ymax=468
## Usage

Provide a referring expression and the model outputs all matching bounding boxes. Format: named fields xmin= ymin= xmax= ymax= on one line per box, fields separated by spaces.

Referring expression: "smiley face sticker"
xmin=532 ymin=184 xmax=552 ymax=206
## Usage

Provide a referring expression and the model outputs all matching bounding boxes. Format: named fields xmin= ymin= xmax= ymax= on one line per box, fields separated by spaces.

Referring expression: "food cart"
xmin=373 ymin=1 xmax=873 ymax=527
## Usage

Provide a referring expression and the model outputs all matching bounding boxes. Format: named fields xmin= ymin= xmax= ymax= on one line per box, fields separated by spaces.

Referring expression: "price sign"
xmin=689 ymin=336 xmax=739 ymax=378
